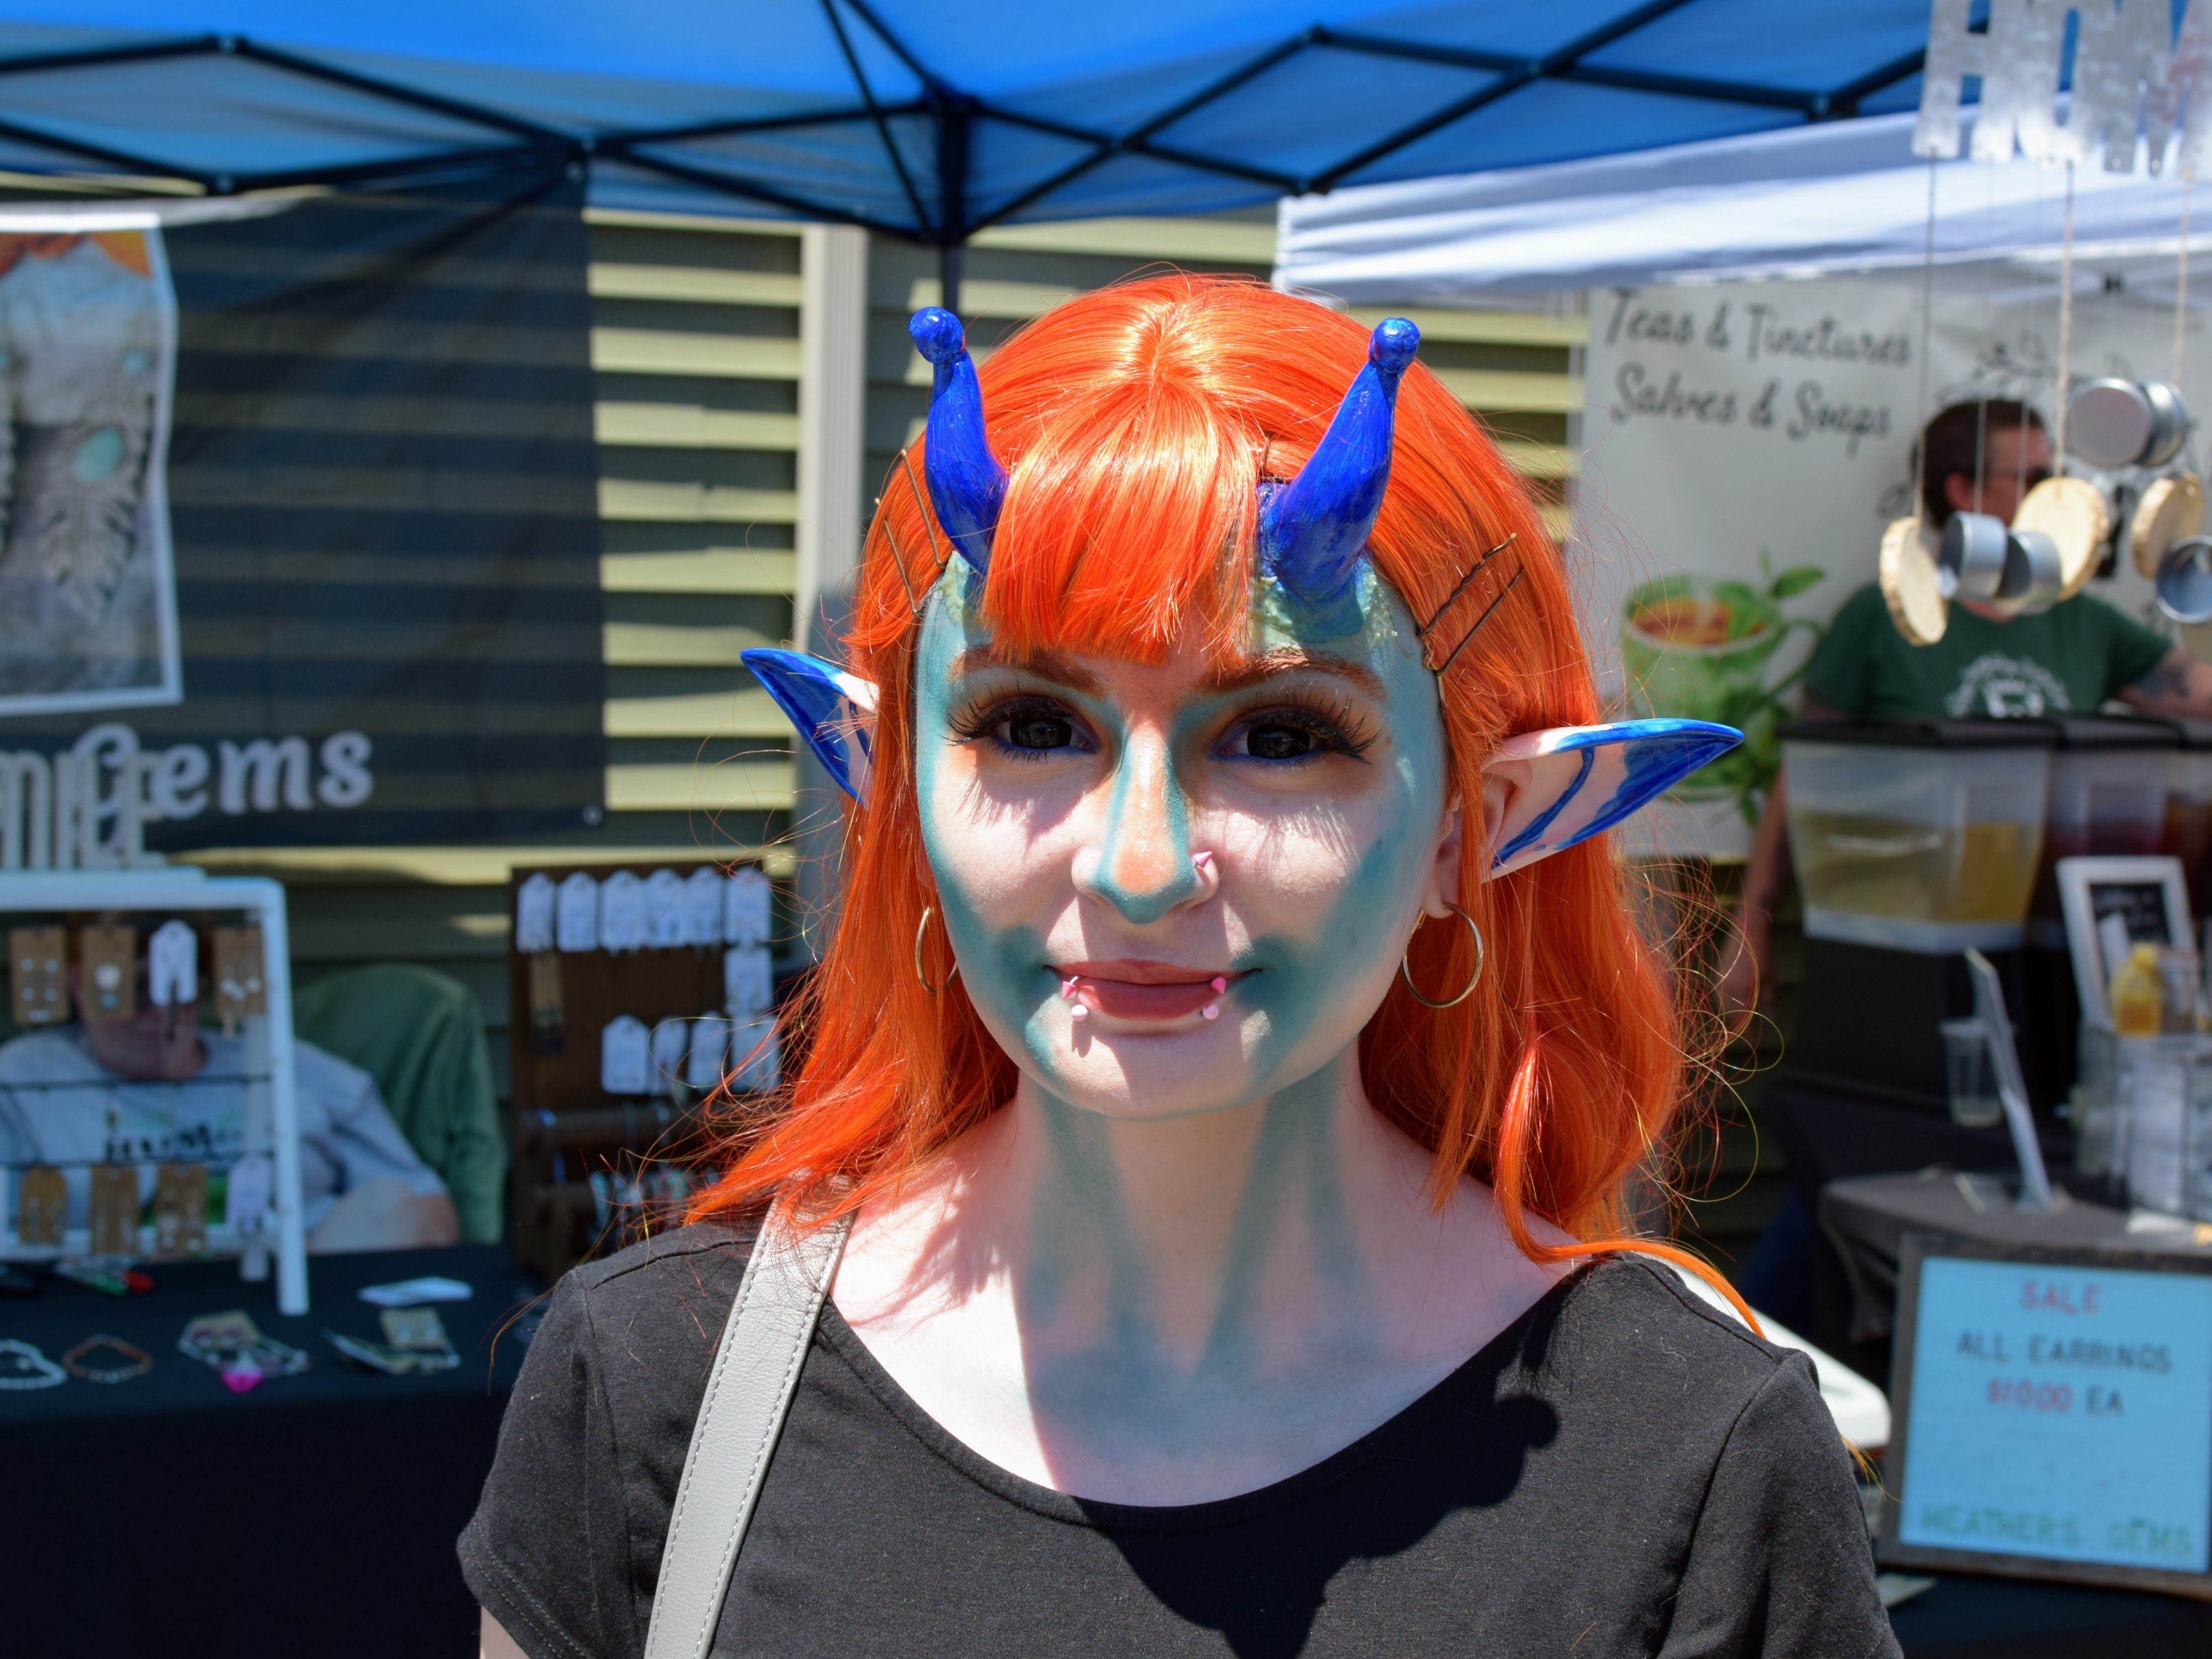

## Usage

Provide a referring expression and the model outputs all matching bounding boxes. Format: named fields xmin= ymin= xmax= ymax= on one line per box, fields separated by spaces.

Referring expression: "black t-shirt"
xmin=461 ymin=1222 xmax=1898 ymax=1659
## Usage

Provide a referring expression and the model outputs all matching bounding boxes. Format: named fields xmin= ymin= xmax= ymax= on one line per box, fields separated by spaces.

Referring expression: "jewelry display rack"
xmin=0 ymin=870 xmax=307 ymax=1314
xmin=505 ymin=860 xmax=785 ymax=1282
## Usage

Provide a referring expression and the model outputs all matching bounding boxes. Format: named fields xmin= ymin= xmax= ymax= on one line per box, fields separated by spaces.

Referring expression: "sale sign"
xmin=1895 ymin=1255 xmax=2212 ymax=1574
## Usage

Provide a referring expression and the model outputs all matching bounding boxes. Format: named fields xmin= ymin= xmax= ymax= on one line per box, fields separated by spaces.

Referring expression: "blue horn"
xmin=910 ymin=306 xmax=1006 ymax=577
xmin=1259 ymin=317 xmax=1420 ymax=612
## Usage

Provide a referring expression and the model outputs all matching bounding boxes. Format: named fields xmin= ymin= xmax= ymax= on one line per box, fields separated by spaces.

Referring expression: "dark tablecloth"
xmin=0 ymin=1243 xmax=539 ymax=1658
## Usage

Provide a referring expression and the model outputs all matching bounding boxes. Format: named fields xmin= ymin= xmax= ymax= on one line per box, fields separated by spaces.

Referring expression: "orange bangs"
xmin=697 ymin=274 xmax=1723 ymax=1305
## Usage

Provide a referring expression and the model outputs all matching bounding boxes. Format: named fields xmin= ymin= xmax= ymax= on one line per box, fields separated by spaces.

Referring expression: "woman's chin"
xmin=1011 ymin=1015 xmax=1324 ymax=1122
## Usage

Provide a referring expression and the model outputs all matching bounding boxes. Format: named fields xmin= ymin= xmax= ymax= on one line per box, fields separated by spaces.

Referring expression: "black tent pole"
xmin=939 ymin=242 xmax=964 ymax=324
xmin=936 ymin=95 xmax=973 ymax=319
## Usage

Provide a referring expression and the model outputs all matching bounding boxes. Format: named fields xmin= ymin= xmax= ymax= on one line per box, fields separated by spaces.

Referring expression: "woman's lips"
xmin=1055 ymin=959 xmax=1240 ymax=1022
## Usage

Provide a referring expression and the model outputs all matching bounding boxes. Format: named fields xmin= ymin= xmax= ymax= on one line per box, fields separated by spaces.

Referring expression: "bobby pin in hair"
xmin=876 ymin=448 xmax=951 ymax=623
xmin=899 ymin=447 xmax=953 ymax=582
xmin=1416 ymin=533 xmax=1516 ymax=639
xmin=1426 ymin=567 xmax=1526 ymax=676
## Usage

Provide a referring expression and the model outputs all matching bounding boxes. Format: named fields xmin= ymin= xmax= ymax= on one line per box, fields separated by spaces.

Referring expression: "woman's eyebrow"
xmin=1201 ymin=649 xmax=1384 ymax=698
xmin=946 ymin=645 xmax=1108 ymax=698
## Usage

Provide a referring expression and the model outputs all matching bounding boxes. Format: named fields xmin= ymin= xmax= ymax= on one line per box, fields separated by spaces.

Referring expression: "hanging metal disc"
xmin=2156 ymin=535 xmax=2212 ymax=623
xmin=2068 ymin=379 xmax=2157 ymax=468
xmin=1938 ymin=511 xmax=2010 ymax=599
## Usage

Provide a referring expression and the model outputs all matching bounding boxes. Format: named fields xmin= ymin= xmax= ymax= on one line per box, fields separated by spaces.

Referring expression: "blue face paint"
xmin=913 ymin=555 xmax=1452 ymax=1118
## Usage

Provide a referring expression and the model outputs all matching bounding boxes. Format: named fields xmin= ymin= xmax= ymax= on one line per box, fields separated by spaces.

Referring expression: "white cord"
xmin=1914 ymin=155 xmax=1938 ymax=522
xmin=2056 ymin=162 xmax=2077 ymax=472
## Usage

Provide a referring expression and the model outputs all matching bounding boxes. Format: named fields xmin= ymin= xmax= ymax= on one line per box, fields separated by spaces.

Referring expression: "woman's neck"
xmin=833 ymin=1051 xmax=1568 ymax=1503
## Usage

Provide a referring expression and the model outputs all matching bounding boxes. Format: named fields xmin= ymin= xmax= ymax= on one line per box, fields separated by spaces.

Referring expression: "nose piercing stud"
xmin=1192 ymin=851 xmax=1213 ymax=870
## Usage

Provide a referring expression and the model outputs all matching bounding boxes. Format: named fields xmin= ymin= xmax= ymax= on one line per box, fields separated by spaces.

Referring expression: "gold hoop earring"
xmin=1399 ymin=902 xmax=1484 ymax=1009
xmin=914 ymin=905 xmax=959 ymax=995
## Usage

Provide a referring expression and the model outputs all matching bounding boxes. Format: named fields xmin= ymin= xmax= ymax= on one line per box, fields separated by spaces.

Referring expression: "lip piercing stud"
xmin=1202 ymin=1004 xmax=1219 ymax=1020
xmin=1061 ymin=977 xmax=1078 ymax=999
xmin=1070 ymin=1003 xmax=1089 ymax=1021
xmin=1211 ymin=977 xmax=1227 ymax=992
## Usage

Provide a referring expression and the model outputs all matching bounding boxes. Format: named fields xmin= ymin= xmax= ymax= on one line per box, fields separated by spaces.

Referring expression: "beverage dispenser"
xmin=1781 ymin=721 xmax=2053 ymax=1103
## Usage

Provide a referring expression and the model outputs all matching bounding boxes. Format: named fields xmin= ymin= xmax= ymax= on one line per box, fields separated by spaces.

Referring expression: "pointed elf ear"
xmin=742 ymin=648 xmax=879 ymax=806
xmin=1485 ymin=719 xmax=1741 ymax=880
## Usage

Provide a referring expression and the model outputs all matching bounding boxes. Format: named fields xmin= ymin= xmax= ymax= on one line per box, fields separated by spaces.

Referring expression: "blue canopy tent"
xmin=0 ymin=2 xmax=1931 ymax=308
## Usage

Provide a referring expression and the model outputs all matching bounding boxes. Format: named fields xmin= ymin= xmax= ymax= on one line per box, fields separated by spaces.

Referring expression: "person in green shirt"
xmin=1719 ymin=400 xmax=2212 ymax=1015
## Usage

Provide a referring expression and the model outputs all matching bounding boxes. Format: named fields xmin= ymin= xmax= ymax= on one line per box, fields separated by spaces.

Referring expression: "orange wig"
xmin=696 ymin=274 xmax=1715 ymax=1283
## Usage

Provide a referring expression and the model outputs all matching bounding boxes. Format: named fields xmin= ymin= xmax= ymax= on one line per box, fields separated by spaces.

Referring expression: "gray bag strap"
xmin=643 ymin=1203 xmax=852 ymax=1659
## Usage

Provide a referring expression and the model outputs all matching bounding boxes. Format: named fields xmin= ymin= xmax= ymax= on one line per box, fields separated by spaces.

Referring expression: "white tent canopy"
xmin=1275 ymin=109 xmax=2212 ymax=307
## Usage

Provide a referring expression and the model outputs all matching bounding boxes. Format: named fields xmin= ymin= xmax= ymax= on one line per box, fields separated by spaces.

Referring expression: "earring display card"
xmin=726 ymin=868 xmax=771 ymax=946
xmin=153 ymin=1164 xmax=208 ymax=1255
xmin=514 ymin=872 xmax=556 ymax=953
xmin=148 ymin=919 xmax=198 ymax=1007
xmin=225 ymin=1154 xmax=271 ymax=1236
xmin=724 ymin=945 xmax=774 ymax=1019
xmin=644 ymin=868 xmax=686 ymax=947
xmin=80 ymin=925 xmax=136 ymax=1024
xmin=211 ymin=926 xmax=266 ymax=1034
xmin=600 ymin=1015 xmax=650 ymax=1096
xmin=556 ymin=872 xmax=599 ymax=952
xmin=649 ymin=1017 xmax=688 ymax=1092
xmin=17 ymin=1165 xmax=65 ymax=1245
xmin=9 ymin=926 xmax=67 ymax=1027
xmin=88 ymin=1165 xmax=139 ymax=1256
xmin=599 ymin=871 xmax=646 ymax=953
xmin=681 ymin=868 xmax=724 ymax=946
xmin=730 ymin=1013 xmax=779 ymax=1093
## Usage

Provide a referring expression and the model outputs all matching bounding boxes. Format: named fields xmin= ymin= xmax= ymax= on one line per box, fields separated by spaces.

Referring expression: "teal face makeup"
xmin=913 ymin=559 xmax=1454 ymax=1121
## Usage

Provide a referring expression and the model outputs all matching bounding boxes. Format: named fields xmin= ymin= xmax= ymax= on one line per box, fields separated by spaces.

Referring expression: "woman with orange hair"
xmin=464 ymin=277 xmax=1894 ymax=1658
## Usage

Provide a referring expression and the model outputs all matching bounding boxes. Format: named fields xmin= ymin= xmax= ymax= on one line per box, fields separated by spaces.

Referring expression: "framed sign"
xmin=2054 ymin=855 xmax=2193 ymax=1024
xmin=1880 ymin=1234 xmax=2212 ymax=1598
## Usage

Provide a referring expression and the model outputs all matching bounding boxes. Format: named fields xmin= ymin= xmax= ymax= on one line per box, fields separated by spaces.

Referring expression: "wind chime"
xmin=1882 ymin=0 xmax=2212 ymax=642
